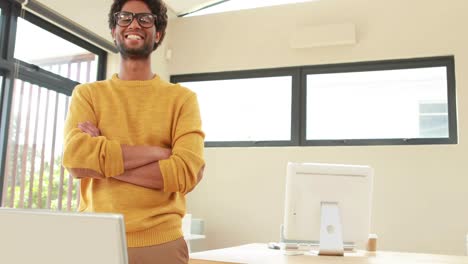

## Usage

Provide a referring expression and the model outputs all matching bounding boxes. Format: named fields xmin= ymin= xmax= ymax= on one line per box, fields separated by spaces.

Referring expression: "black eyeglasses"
xmin=114 ymin=11 xmax=157 ymax=28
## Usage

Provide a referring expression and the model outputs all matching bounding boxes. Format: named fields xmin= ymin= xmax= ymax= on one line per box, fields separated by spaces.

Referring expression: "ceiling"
xmin=32 ymin=0 xmax=309 ymax=47
xmin=164 ymin=0 xmax=222 ymax=15
xmin=34 ymin=0 xmax=221 ymax=18
xmin=32 ymin=0 xmax=221 ymax=43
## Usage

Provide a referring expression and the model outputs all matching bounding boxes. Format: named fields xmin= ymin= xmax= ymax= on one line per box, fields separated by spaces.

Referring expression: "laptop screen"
xmin=0 ymin=208 xmax=128 ymax=264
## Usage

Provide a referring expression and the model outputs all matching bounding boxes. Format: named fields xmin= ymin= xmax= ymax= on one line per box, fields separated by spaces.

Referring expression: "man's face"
xmin=112 ymin=0 xmax=160 ymax=59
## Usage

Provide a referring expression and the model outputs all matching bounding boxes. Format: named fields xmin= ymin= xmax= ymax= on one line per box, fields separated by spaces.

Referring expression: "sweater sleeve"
xmin=159 ymin=93 xmax=205 ymax=194
xmin=62 ymin=84 xmax=124 ymax=178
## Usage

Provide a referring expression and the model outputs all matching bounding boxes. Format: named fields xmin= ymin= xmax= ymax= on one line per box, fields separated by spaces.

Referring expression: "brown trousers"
xmin=127 ymin=237 xmax=189 ymax=264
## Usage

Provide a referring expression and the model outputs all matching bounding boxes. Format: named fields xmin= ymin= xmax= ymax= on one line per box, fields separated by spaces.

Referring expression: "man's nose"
xmin=128 ymin=17 xmax=141 ymax=29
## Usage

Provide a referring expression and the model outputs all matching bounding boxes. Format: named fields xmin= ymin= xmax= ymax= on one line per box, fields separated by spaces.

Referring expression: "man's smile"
xmin=124 ymin=32 xmax=145 ymax=40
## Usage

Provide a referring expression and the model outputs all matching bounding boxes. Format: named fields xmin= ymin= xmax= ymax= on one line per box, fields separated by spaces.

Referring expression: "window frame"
xmin=19 ymin=11 xmax=107 ymax=82
xmin=171 ymin=56 xmax=457 ymax=148
xmin=0 ymin=0 xmax=108 ymax=206
xmin=0 ymin=0 xmax=17 ymax=62
xmin=300 ymin=56 xmax=457 ymax=146
xmin=171 ymin=67 xmax=301 ymax=147
xmin=0 ymin=0 xmax=19 ymax=208
xmin=0 ymin=0 xmax=9 ymax=59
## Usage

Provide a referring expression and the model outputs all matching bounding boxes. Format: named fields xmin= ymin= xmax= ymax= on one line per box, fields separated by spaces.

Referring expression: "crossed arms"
xmin=62 ymin=85 xmax=205 ymax=193
xmin=68 ymin=123 xmax=162 ymax=189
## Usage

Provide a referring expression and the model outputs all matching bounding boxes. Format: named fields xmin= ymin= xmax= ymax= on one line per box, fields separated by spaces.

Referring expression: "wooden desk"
xmin=189 ymin=243 xmax=468 ymax=264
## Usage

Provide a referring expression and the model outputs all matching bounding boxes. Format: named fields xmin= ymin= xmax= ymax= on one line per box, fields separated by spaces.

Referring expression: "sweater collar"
xmin=111 ymin=73 xmax=161 ymax=87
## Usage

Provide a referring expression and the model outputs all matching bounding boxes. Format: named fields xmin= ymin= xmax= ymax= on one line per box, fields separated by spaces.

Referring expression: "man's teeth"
xmin=127 ymin=35 xmax=142 ymax=40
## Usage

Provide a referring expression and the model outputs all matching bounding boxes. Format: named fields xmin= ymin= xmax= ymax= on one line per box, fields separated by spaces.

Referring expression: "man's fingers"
xmin=79 ymin=127 xmax=94 ymax=136
xmin=78 ymin=122 xmax=99 ymax=137
xmin=78 ymin=123 xmax=88 ymax=132
xmin=84 ymin=121 xmax=101 ymax=136
xmin=78 ymin=123 xmax=92 ymax=133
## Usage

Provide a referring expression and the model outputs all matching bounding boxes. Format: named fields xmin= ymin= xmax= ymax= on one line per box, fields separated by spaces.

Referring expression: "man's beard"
xmin=116 ymin=40 xmax=153 ymax=60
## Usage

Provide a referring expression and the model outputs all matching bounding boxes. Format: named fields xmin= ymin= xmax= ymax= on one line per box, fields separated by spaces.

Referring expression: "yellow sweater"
xmin=62 ymin=74 xmax=205 ymax=247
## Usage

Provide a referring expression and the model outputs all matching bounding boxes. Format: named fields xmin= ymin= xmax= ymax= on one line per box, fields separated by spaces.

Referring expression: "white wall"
xmin=167 ymin=0 xmax=468 ymax=255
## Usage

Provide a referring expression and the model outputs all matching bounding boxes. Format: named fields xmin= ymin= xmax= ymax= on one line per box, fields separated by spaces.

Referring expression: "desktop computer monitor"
xmin=283 ymin=162 xmax=373 ymax=256
xmin=0 ymin=208 xmax=128 ymax=264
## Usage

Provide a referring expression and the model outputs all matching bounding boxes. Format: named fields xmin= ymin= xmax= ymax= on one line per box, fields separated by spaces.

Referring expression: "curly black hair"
xmin=108 ymin=0 xmax=168 ymax=51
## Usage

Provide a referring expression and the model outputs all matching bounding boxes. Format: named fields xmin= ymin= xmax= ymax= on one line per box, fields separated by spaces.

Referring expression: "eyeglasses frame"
xmin=113 ymin=11 xmax=158 ymax=28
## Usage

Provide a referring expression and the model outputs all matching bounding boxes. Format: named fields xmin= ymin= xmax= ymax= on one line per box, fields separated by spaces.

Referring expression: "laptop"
xmin=0 ymin=208 xmax=128 ymax=264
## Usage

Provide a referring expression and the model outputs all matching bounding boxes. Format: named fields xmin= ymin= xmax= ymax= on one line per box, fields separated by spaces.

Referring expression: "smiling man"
xmin=62 ymin=0 xmax=205 ymax=263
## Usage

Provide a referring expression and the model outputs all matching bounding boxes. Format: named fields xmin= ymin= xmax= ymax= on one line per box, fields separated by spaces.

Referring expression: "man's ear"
xmin=111 ymin=28 xmax=116 ymax=42
xmin=155 ymin=31 xmax=161 ymax=43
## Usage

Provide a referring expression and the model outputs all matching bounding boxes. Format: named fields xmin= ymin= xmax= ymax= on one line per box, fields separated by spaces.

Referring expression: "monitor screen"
xmin=283 ymin=162 xmax=373 ymax=254
xmin=0 ymin=208 xmax=128 ymax=264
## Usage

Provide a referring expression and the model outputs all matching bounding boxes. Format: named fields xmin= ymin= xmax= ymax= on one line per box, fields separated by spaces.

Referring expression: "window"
xmin=0 ymin=1 xmax=107 ymax=209
xmin=15 ymin=17 xmax=99 ymax=83
xmin=1 ymin=80 xmax=77 ymax=210
xmin=302 ymin=57 xmax=456 ymax=145
xmin=173 ymin=69 xmax=300 ymax=147
xmin=185 ymin=76 xmax=292 ymax=142
xmin=171 ymin=56 xmax=456 ymax=147
xmin=183 ymin=0 xmax=318 ymax=17
xmin=305 ymin=67 xmax=449 ymax=140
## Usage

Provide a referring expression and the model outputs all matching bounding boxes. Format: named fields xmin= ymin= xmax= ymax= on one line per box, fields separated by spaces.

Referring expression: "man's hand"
xmin=78 ymin=121 xmax=101 ymax=137
xmin=69 ymin=168 xmax=105 ymax=179
xmin=67 ymin=121 xmax=104 ymax=180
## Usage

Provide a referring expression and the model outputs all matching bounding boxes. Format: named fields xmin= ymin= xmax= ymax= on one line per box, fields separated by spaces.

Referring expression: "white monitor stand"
xmin=318 ymin=201 xmax=344 ymax=256
xmin=282 ymin=162 xmax=373 ymax=256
